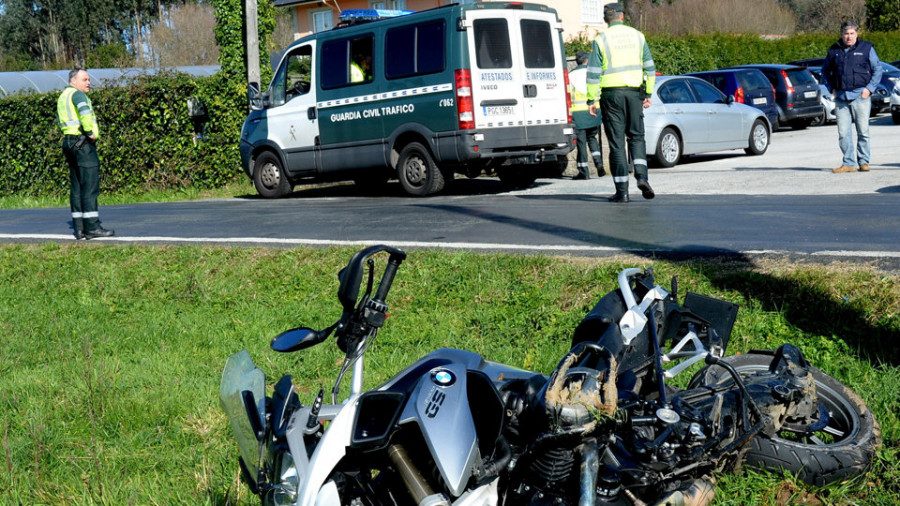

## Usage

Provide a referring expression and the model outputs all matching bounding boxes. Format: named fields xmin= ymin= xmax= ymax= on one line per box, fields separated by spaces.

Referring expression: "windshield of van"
xmin=474 ymin=19 xmax=512 ymax=69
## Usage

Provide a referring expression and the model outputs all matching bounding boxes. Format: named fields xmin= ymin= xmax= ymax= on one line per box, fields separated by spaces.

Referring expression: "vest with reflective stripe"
xmin=57 ymin=86 xmax=99 ymax=137
xmin=568 ymin=66 xmax=590 ymax=113
xmin=586 ymin=23 xmax=655 ymax=100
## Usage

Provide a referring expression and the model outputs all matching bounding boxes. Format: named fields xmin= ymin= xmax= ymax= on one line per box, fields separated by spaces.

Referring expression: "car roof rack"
xmin=336 ymin=9 xmax=414 ymax=28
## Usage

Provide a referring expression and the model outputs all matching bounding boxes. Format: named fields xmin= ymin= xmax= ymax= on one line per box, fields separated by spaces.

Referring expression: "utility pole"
xmin=246 ymin=0 xmax=261 ymax=88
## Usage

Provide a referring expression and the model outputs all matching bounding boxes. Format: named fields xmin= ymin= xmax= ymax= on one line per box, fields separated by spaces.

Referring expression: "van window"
xmin=385 ymin=20 xmax=445 ymax=79
xmin=474 ymin=19 xmax=512 ymax=69
xmin=321 ymin=35 xmax=374 ymax=89
xmin=271 ymin=45 xmax=313 ymax=107
xmin=520 ymin=19 xmax=555 ymax=69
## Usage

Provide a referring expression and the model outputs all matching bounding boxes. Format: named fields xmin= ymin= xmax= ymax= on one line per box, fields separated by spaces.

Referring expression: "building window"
xmin=311 ymin=9 xmax=333 ymax=33
xmin=391 ymin=0 xmax=407 ymax=10
xmin=582 ymin=0 xmax=603 ymax=25
xmin=370 ymin=1 xmax=387 ymax=9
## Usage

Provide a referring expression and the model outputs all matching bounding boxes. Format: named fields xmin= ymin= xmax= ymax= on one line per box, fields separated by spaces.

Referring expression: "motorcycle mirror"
xmin=271 ymin=326 xmax=333 ymax=353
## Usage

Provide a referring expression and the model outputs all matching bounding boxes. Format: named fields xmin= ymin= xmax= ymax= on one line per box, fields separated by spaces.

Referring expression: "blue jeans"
xmin=834 ymin=95 xmax=871 ymax=167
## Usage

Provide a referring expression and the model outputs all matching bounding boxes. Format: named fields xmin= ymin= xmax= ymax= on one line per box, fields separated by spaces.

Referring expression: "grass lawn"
xmin=1 ymin=244 xmax=897 ymax=504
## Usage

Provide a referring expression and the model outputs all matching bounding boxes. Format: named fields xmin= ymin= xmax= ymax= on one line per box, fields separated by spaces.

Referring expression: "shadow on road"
xmin=233 ymin=177 xmax=544 ymax=200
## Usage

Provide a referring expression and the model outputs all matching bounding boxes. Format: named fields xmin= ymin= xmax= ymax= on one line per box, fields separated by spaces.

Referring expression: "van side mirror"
xmin=248 ymin=82 xmax=264 ymax=111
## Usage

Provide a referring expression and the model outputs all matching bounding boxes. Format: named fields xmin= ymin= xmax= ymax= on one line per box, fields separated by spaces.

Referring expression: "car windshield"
xmin=787 ymin=69 xmax=816 ymax=86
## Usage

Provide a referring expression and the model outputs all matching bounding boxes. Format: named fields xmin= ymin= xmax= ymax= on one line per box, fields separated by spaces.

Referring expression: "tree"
xmin=212 ymin=0 xmax=275 ymax=81
xmin=867 ymin=0 xmax=900 ymax=31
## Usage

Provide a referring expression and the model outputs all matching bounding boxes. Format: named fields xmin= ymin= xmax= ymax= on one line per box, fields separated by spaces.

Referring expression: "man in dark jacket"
xmin=822 ymin=20 xmax=882 ymax=174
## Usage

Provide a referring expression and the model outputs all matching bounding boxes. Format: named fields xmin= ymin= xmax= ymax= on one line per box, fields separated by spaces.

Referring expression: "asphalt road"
xmin=1 ymin=115 xmax=898 ymax=262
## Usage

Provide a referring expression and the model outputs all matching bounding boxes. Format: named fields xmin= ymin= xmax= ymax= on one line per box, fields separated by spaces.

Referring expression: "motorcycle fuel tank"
xmin=398 ymin=362 xmax=478 ymax=497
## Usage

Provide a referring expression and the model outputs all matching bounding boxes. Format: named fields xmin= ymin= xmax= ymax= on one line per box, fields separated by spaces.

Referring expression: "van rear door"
xmin=464 ymin=7 xmax=568 ymax=141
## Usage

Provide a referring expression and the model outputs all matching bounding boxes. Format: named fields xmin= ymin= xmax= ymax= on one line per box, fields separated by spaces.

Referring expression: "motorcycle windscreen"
xmin=219 ymin=349 xmax=267 ymax=488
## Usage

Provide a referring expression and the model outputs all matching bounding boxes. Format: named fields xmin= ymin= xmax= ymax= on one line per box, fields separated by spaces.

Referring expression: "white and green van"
xmin=240 ymin=2 xmax=575 ymax=197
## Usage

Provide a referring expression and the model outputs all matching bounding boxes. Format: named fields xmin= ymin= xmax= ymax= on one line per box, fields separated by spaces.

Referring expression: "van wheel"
xmin=253 ymin=152 xmax=293 ymax=198
xmin=397 ymin=142 xmax=445 ymax=196
xmin=744 ymin=119 xmax=769 ymax=156
xmin=654 ymin=127 xmax=681 ymax=168
xmin=497 ymin=166 xmax=538 ymax=188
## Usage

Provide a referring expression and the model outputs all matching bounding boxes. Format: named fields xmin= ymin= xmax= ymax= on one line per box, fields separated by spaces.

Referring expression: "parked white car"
xmin=645 ymin=76 xmax=771 ymax=168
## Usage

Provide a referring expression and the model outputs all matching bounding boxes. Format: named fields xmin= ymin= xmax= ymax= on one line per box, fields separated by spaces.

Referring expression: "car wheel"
xmin=654 ymin=127 xmax=681 ymax=168
xmin=397 ymin=142 xmax=445 ymax=197
xmin=810 ymin=110 xmax=826 ymax=126
xmin=744 ymin=119 xmax=769 ymax=156
xmin=253 ymin=151 xmax=293 ymax=198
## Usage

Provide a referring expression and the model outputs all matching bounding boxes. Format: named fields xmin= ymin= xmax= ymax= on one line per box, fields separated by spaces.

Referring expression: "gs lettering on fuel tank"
xmin=424 ymin=369 xmax=456 ymax=418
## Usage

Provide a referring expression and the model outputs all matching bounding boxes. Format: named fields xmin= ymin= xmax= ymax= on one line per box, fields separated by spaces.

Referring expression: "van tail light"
xmin=455 ymin=69 xmax=475 ymax=130
xmin=781 ymin=70 xmax=794 ymax=108
xmin=734 ymin=86 xmax=745 ymax=103
xmin=563 ymin=67 xmax=573 ymax=124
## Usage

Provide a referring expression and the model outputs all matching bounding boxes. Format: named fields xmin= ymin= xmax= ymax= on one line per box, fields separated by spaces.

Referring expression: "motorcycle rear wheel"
xmin=690 ymin=352 xmax=881 ymax=486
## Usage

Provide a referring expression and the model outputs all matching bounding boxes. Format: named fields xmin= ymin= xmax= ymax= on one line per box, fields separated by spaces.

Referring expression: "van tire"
xmin=397 ymin=142 xmax=444 ymax=197
xmin=253 ymin=152 xmax=293 ymax=198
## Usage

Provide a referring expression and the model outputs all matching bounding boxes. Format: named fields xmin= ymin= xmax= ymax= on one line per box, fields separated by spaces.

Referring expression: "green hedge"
xmin=0 ymin=71 xmax=246 ymax=197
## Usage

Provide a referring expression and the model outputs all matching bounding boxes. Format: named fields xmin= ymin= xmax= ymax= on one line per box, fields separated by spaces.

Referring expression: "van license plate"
xmin=483 ymin=106 xmax=515 ymax=116
xmin=752 ymin=97 xmax=767 ymax=105
xmin=804 ymin=91 xmax=817 ymax=98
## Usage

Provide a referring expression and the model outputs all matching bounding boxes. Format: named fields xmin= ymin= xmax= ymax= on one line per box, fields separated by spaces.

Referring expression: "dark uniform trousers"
xmin=600 ymin=87 xmax=648 ymax=196
xmin=574 ymin=125 xmax=603 ymax=179
xmin=62 ymin=135 xmax=101 ymax=233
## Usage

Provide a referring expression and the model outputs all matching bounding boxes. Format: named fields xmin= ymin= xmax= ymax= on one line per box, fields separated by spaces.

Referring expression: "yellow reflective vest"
xmin=585 ymin=22 xmax=656 ymax=103
xmin=57 ymin=86 xmax=99 ymax=137
xmin=568 ymin=66 xmax=590 ymax=113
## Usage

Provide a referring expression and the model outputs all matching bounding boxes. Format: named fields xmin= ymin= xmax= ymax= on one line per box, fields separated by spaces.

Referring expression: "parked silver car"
xmin=646 ymin=76 xmax=771 ymax=168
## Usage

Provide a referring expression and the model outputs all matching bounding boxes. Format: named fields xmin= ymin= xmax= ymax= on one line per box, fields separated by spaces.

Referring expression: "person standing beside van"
xmin=822 ymin=20 xmax=882 ymax=174
xmin=586 ymin=2 xmax=656 ymax=203
xmin=568 ymin=51 xmax=605 ymax=180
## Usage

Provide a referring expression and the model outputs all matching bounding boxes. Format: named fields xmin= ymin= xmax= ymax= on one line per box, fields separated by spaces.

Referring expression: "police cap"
xmin=604 ymin=3 xmax=625 ymax=13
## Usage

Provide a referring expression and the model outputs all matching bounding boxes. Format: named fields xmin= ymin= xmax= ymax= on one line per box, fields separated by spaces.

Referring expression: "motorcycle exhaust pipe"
xmin=387 ymin=443 xmax=449 ymax=506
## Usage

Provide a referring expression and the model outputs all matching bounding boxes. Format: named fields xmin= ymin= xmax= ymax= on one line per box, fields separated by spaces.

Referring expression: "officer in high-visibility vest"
xmin=586 ymin=2 xmax=656 ymax=203
xmin=57 ymin=68 xmax=114 ymax=239
xmin=568 ymin=51 xmax=605 ymax=180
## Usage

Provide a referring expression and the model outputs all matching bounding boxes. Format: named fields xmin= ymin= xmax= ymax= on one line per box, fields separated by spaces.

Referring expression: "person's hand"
xmin=861 ymin=88 xmax=871 ymax=99
xmin=589 ymin=103 xmax=599 ymax=117
xmin=643 ymin=98 xmax=652 ymax=109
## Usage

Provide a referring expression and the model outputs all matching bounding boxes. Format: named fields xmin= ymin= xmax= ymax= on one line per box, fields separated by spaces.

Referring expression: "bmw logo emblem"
xmin=432 ymin=369 xmax=456 ymax=386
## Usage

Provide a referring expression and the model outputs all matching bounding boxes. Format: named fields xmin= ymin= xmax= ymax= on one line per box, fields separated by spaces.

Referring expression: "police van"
xmin=240 ymin=2 xmax=575 ymax=197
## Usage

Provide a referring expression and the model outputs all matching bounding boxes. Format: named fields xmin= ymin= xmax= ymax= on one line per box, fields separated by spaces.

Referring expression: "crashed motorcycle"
xmin=220 ymin=245 xmax=879 ymax=505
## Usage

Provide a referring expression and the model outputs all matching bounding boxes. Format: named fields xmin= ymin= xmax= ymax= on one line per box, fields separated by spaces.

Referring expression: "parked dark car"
xmin=687 ymin=68 xmax=779 ymax=128
xmin=728 ymin=64 xmax=823 ymax=129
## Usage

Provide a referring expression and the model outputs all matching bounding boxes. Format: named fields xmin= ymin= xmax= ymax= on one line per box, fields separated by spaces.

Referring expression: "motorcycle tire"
xmin=689 ymin=352 xmax=881 ymax=486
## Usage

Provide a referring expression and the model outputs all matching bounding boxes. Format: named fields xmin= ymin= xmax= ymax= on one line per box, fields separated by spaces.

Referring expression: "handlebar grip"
xmin=372 ymin=252 xmax=405 ymax=302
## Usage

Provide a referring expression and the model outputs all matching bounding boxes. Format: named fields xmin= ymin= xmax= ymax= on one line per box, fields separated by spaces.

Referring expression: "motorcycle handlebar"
xmin=337 ymin=245 xmax=407 ymax=312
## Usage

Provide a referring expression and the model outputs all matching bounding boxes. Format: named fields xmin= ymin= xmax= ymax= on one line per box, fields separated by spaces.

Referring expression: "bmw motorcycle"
xmin=220 ymin=245 xmax=880 ymax=505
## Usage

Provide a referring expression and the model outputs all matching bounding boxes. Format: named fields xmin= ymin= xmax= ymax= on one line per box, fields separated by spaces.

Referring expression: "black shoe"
xmin=637 ymin=178 xmax=655 ymax=200
xmin=74 ymin=231 xmax=85 ymax=240
xmin=597 ymin=168 xmax=607 ymax=177
xmin=84 ymin=227 xmax=115 ymax=239
xmin=608 ymin=193 xmax=630 ymax=203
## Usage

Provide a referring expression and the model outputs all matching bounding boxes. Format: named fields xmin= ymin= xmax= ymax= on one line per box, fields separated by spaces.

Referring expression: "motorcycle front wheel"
xmin=690 ymin=352 xmax=881 ymax=486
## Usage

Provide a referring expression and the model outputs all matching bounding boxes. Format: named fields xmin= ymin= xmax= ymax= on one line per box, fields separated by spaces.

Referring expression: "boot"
xmin=832 ymin=165 xmax=858 ymax=173
xmin=608 ymin=191 xmax=629 ymax=203
xmin=636 ymin=178 xmax=655 ymax=199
